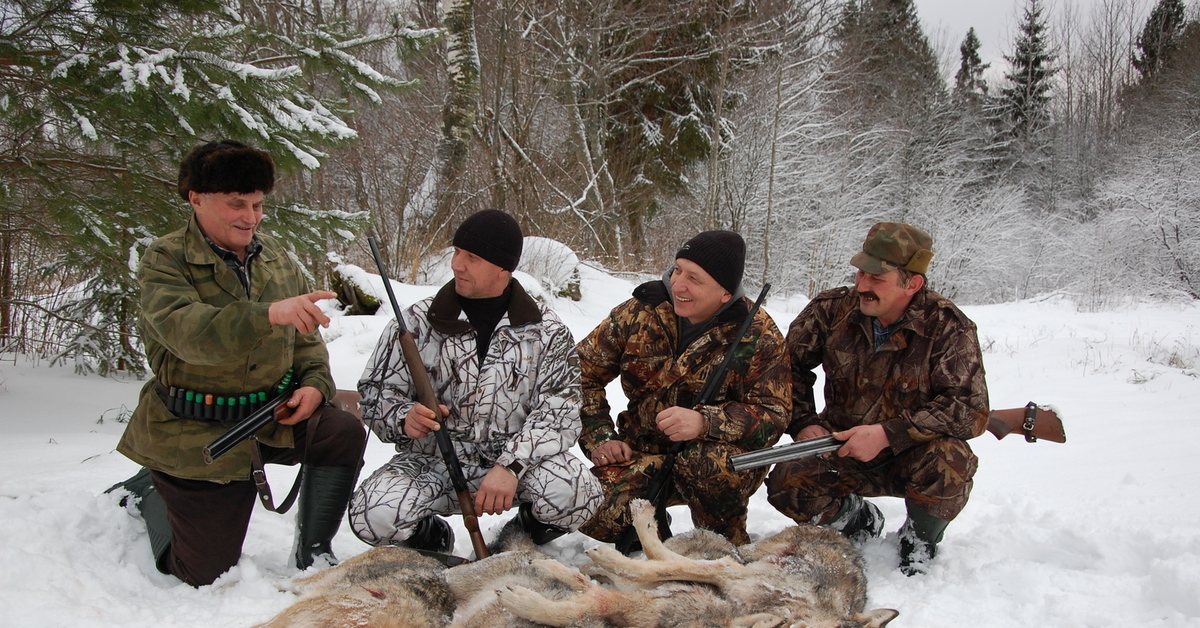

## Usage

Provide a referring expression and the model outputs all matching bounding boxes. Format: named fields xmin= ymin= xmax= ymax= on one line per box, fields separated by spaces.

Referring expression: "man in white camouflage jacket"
xmin=349 ymin=210 xmax=601 ymax=553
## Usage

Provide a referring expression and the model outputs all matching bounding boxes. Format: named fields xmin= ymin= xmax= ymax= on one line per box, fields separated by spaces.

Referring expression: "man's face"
xmin=451 ymin=247 xmax=510 ymax=299
xmin=189 ymin=190 xmax=264 ymax=258
xmin=670 ymin=258 xmax=732 ymax=324
xmin=854 ymin=268 xmax=923 ymax=326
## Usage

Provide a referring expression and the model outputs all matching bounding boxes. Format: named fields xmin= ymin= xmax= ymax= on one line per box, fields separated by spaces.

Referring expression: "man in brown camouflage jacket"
xmin=766 ymin=222 xmax=989 ymax=576
xmin=111 ymin=141 xmax=366 ymax=586
xmin=577 ymin=231 xmax=790 ymax=547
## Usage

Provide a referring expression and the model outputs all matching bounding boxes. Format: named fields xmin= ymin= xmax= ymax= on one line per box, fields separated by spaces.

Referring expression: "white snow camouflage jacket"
xmin=358 ymin=279 xmax=582 ymax=475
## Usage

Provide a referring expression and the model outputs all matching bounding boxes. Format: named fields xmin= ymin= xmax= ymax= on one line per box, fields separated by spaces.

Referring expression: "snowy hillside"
xmin=1 ymin=261 xmax=1198 ymax=627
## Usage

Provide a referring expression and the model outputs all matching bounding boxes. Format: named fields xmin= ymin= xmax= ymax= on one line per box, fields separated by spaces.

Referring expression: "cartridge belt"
xmin=155 ymin=369 xmax=295 ymax=426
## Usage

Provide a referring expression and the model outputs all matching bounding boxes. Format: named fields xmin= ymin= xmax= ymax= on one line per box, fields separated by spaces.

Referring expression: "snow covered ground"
xmin=1 ymin=261 xmax=1198 ymax=627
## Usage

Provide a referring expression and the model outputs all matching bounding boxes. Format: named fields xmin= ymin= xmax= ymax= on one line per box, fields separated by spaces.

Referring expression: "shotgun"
xmin=368 ymin=237 xmax=490 ymax=560
xmin=202 ymin=374 xmax=297 ymax=464
xmin=614 ymin=283 xmax=771 ymax=555
xmin=730 ymin=402 xmax=1065 ymax=471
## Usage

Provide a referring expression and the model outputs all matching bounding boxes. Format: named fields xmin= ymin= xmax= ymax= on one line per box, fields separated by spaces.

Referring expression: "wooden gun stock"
xmin=988 ymin=402 xmax=1066 ymax=443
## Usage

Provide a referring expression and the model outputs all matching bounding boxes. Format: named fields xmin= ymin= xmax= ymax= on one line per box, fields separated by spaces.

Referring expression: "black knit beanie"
xmin=452 ymin=209 xmax=524 ymax=271
xmin=675 ymin=230 xmax=745 ymax=294
xmin=177 ymin=140 xmax=275 ymax=201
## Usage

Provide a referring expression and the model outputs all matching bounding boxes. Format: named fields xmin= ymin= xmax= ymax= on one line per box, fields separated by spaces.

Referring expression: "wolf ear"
xmin=857 ymin=608 xmax=900 ymax=627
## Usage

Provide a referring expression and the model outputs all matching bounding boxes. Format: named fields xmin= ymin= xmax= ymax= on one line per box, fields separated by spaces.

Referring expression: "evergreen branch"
xmin=1 ymin=298 xmax=139 ymax=339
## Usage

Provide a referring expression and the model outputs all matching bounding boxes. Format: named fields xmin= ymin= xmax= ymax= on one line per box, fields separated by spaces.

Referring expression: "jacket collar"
xmin=427 ymin=277 xmax=543 ymax=334
xmin=180 ymin=216 xmax=278 ymax=301
xmin=849 ymin=288 xmax=931 ymax=343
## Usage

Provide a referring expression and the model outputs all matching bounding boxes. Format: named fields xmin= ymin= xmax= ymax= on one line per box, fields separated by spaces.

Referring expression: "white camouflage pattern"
xmin=349 ymin=290 xmax=600 ymax=544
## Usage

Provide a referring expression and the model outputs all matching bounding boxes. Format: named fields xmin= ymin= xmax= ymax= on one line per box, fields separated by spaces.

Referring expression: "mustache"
xmin=859 ymin=291 xmax=879 ymax=300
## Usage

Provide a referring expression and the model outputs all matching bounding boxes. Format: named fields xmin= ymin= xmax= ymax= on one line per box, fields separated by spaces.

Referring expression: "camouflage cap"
xmin=850 ymin=222 xmax=934 ymax=275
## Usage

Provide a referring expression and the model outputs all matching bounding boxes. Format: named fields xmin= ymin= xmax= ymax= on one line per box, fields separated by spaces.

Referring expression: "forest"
xmin=1 ymin=0 xmax=1198 ymax=374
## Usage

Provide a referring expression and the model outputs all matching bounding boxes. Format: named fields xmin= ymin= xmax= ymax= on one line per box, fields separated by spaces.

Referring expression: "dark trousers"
xmin=150 ymin=405 xmax=365 ymax=586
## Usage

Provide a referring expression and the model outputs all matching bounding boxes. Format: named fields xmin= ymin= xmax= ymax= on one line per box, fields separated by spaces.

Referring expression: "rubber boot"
xmin=487 ymin=502 xmax=569 ymax=554
xmin=106 ymin=467 xmax=172 ymax=574
xmin=402 ymin=515 xmax=455 ymax=554
xmin=292 ymin=465 xmax=358 ymax=570
xmin=826 ymin=494 xmax=884 ymax=544
xmin=898 ymin=499 xmax=950 ymax=576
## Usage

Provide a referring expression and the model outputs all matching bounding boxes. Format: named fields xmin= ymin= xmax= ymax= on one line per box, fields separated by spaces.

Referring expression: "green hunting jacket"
xmin=577 ymin=279 xmax=791 ymax=456
xmin=117 ymin=217 xmax=335 ymax=481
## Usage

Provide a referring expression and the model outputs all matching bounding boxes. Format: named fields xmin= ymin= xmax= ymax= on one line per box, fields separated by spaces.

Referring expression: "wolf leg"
xmin=496 ymin=584 xmax=592 ymax=627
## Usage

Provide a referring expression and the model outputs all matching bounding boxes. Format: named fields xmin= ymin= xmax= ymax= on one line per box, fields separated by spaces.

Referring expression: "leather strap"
xmin=248 ymin=406 xmax=322 ymax=514
xmin=1022 ymin=401 xmax=1038 ymax=443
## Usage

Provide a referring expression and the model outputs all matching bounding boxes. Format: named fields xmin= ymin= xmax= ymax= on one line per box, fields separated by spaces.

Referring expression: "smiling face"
xmin=451 ymin=247 xmax=511 ymax=299
xmin=189 ymin=190 xmax=265 ymax=259
xmin=854 ymin=268 xmax=924 ymax=326
xmin=670 ymin=258 xmax=732 ymax=324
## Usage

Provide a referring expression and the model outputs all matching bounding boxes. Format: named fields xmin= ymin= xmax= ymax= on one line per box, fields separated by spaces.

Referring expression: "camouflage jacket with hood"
xmin=357 ymin=279 xmax=581 ymax=476
xmin=787 ymin=286 xmax=989 ymax=453
xmin=577 ymin=280 xmax=791 ymax=456
xmin=117 ymin=217 xmax=336 ymax=482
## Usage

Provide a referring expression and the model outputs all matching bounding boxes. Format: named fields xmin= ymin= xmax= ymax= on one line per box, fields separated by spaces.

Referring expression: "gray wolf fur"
xmin=496 ymin=499 xmax=899 ymax=628
xmin=252 ymin=546 xmax=454 ymax=628
xmin=446 ymin=524 xmax=600 ymax=628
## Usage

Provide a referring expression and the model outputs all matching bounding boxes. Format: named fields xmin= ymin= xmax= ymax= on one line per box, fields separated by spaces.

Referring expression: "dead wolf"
xmin=496 ymin=499 xmax=898 ymax=628
xmin=252 ymin=545 xmax=454 ymax=628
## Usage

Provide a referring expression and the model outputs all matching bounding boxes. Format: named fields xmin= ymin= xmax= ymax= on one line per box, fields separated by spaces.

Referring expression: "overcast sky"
xmin=911 ymin=0 xmax=1117 ymax=80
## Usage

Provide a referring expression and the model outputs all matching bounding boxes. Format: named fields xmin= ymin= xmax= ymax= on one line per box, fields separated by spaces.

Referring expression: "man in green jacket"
xmin=110 ymin=140 xmax=366 ymax=586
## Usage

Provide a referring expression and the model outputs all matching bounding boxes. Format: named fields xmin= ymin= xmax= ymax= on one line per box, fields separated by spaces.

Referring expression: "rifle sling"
xmin=1022 ymin=401 xmax=1038 ymax=443
xmin=247 ymin=407 xmax=321 ymax=514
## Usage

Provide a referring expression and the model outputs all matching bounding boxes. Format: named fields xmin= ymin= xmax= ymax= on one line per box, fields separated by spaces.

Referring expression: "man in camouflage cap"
xmin=109 ymin=140 xmax=366 ymax=586
xmin=765 ymin=222 xmax=989 ymax=575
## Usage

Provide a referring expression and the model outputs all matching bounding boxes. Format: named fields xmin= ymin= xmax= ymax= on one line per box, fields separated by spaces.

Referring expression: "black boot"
xmin=488 ymin=503 xmax=569 ymax=554
xmin=293 ymin=465 xmax=358 ymax=570
xmin=898 ymin=499 xmax=949 ymax=576
xmin=518 ymin=502 xmax=569 ymax=545
xmin=106 ymin=467 xmax=172 ymax=574
xmin=402 ymin=515 xmax=455 ymax=554
xmin=826 ymin=494 xmax=884 ymax=544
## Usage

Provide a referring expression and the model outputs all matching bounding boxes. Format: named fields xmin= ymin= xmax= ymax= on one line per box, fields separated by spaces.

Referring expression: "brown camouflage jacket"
xmin=117 ymin=217 xmax=335 ymax=481
xmin=577 ymin=280 xmax=791 ymax=455
xmin=786 ymin=286 xmax=989 ymax=453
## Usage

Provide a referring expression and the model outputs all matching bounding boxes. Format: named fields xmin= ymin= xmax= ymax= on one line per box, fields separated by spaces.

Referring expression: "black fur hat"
xmin=177 ymin=140 xmax=275 ymax=201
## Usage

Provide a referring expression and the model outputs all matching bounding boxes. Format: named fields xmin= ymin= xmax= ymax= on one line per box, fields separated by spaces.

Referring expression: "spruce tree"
xmin=999 ymin=0 xmax=1058 ymax=142
xmin=831 ymin=0 xmax=945 ymax=127
xmin=1132 ymin=0 xmax=1188 ymax=82
xmin=954 ymin=28 xmax=990 ymax=106
xmin=0 ymin=0 xmax=426 ymax=374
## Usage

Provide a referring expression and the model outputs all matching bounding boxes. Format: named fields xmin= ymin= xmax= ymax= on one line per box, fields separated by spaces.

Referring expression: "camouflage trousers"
xmin=765 ymin=437 xmax=978 ymax=524
xmin=349 ymin=450 xmax=602 ymax=546
xmin=579 ymin=441 xmax=767 ymax=546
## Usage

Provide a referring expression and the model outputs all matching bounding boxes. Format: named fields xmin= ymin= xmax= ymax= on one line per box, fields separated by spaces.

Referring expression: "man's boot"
xmin=401 ymin=515 xmax=455 ymax=554
xmin=826 ymin=494 xmax=884 ymax=544
xmin=292 ymin=465 xmax=358 ymax=570
xmin=487 ymin=503 xmax=569 ymax=554
xmin=898 ymin=499 xmax=949 ymax=576
xmin=107 ymin=467 xmax=172 ymax=574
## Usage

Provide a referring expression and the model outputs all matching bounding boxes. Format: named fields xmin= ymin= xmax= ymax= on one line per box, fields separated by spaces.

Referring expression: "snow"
xmin=1 ymin=266 xmax=1199 ymax=627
